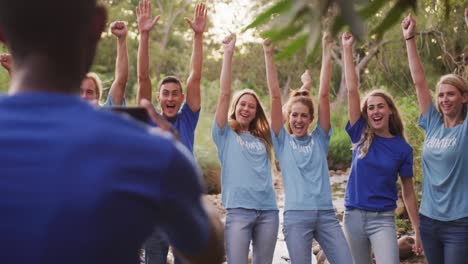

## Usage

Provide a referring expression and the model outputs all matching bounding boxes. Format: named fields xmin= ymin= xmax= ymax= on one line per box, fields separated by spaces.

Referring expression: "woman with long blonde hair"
xmin=263 ymin=34 xmax=351 ymax=264
xmin=212 ymin=34 xmax=278 ymax=264
xmin=342 ymin=32 xmax=421 ymax=264
xmin=403 ymin=14 xmax=468 ymax=263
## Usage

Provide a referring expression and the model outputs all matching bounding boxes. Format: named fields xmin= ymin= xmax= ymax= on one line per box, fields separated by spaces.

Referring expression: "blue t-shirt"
xmin=212 ymin=121 xmax=278 ymax=210
xmin=103 ymin=94 xmax=126 ymax=107
xmin=345 ymin=116 xmax=413 ymax=211
xmin=272 ymin=124 xmax=334 ymax=211
xmin=0 ymin=93 xmax=209 ymax=264
xmin=419 ymin=103 xmax=468 ymax=221
xmin=169 ymin=102 xmax=200 ymax=153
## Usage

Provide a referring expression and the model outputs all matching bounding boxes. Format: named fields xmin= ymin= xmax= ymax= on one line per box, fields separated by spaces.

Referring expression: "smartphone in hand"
xmin=109 ymin=107 xmax=150 ymax=124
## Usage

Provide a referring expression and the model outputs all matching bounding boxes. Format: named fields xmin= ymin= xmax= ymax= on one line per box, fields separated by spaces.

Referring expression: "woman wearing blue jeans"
xmin=342 ymin=32 xmax=422 ymax=264
xmin=403 ymin=14 xmax=468 ymax=264
xmin=212 ymin=34 xmax=278 ymax=264
xmin=263 ymin=34 xmax=351 ymax=264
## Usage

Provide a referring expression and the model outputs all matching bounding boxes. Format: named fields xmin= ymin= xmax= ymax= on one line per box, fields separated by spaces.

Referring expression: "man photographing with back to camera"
xmin=0 ymin=0 xmax=224 ymax=263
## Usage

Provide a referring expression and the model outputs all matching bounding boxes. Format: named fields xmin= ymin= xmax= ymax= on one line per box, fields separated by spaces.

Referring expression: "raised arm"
xmin=0 ymin=53 xmax=13 ymax=77
xmin=136 ymin=0 xmax=160 ymax=104
xmin=342 ymin=32 xmax=361 ymax=125
xmin=402 ymin=15 xmax=432 ymax=115
xmin=263 ymin=39 xmax=283 ymax=136
xmin=184 ymin=2 xmax=207 ymax=112
xmin=215 ymin=34 xmax=236 ymax=129
xmin=318 ymin=33 xmax=332 ymax=134
xmin=108 ymin=21 xmax=128 ymax=106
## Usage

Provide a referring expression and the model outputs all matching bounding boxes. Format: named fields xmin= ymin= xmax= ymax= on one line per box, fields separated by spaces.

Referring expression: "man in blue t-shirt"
xmin=135 ymin=1 xmax=207 ymax=263
xmin=0 ymin=1 xmax=224 ymax=263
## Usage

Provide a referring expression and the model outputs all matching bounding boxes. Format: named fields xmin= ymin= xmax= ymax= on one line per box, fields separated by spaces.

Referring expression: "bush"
xmin=328 ymin=106 xmax=352 ymax=169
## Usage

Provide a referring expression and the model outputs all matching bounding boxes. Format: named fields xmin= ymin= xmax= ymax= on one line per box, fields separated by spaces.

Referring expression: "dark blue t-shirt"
xmin=169 ymin=102 xmax=200 ymax=153
xmin=345 ymin=116 xmax=413 ymax=211
xmin=0 ymin=93 xmax=209 ymax=264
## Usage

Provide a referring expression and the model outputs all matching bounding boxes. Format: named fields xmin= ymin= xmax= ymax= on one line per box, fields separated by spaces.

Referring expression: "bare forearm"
xmin=402 ymin=183 xmax=420 ymax=232
xmin=109 ymin=38 xmax=128 ymax=105
xmin=186 ymin=32 xmax=203 ymax=111
xmin=137 ymin=33 xmax=152 ymax=103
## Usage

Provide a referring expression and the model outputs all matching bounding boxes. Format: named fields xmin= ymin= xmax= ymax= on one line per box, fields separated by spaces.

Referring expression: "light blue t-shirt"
xmin=345 ymin=116 xmax=413 ymax=211
xmin=419 ymin=103 xmax=468 ymax=221
xmin=212 ymin=121 xmax=278 ymax=210
xmin=103 ymin=94 xmax=126 ymax=107
xmin=272 ymin=124 xmax=334 ymax=211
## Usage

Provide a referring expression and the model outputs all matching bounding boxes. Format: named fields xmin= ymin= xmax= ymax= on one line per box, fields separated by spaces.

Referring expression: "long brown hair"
xmin=353 ymin=90 xmax=405 ymax=158
xmin=228 ymin=89 xmax=274 ymax=162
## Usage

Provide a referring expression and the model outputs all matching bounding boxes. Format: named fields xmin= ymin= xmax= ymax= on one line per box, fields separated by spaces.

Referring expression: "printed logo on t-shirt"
xmin=425 ymin=136 xmax=457 ymax=150
xmin=237 ymin=135 xmax=266 ymax=153
xmin=289 ymin=139 xmax=315 ymax=154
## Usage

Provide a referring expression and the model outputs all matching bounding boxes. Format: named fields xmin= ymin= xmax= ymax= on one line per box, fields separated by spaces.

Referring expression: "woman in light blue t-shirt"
xmin=403 ymin=14 xmax=468 ymax=264
xmin=263 ymin=35 xmax=351 ymax=264
xmin=212 ymin=34 xmax=279 ymax=264
xmin=342 ymin=32 xmax=422 ymax=264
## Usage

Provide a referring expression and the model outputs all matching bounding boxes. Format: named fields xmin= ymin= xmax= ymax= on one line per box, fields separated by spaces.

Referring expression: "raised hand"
xmin=136 ymin=0 xmax=160 ymax=33
xmin=401 ymin=14 xmax=416 ymax=40
xmin=110 ymin=21 xmax=128 ymax=39
xmin=0 ymin=53 xmax=13 ymax=73
xmin=223 ymin=33 xmax=236 ymax=53
xmin=262 ymin=38 xmax=274 ymax=55
xmin=301 ymin=70 xmax=312 ymax=86
xmin=185 ymin=2 xmax=207 ymax=34
xmin=322 ymin=31 xmax=333 ymax=52
xmin=341 ymin=32 xmax=354 ymax=48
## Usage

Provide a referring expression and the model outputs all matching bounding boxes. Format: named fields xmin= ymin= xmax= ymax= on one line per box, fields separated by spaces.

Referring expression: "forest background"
xmin=1 ymin=0 xmax=466 ymax=194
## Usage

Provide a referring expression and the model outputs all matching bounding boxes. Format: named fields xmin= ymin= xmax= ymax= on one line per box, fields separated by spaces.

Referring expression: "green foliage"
xmin=328 ymin=106 xmax=352 ymax=166
xmin=244 ymin=0 xmax=418 ymax=61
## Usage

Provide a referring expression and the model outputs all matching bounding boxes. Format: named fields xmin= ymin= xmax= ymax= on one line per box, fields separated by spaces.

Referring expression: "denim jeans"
xmin=225 ymin=208 xmax=279 ymax=264
xmin=143 ymin=226 xmax=182 ymax=264
xmin=343 ymin=209 xmax=398 ymax=264
xmin=420 ymin=214 xmax=468 ymax=264
xmin=283 ymin=210 xmax=351 ymax=264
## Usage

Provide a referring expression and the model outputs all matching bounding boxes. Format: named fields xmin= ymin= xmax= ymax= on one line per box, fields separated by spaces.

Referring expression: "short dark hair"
xmin=158 ymin=76 xmax=183 ymax=93
xmin=0 ymin=0 xmax=96 ymax=59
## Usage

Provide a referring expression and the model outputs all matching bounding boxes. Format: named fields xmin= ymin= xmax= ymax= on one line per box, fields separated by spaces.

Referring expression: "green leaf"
xmin=262 ymin=23 xmax=305 ymax=42
xmin=243 ymin=0 xmax=293 ymax=32
xmin=332 ymin=0 xmax=386 ymax=36
xmin=274 ymin=34 xmax=307 ymax=60
xmin=370 ymin=0 xmax=414 ymax=39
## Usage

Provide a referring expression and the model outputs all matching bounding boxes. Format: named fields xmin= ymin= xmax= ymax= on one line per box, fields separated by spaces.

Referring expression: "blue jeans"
xmin=225 ymin=208 xmax=279 ymax=264
xmin=283 ymin=210 xmax=351 ymax=264
xmin=343 ymin=209 xmax=398 ymax=264
xmin=143 ymin=226 xmax=182 ymax=264
xmin=420 ymin=214 xmax=468 ymax=264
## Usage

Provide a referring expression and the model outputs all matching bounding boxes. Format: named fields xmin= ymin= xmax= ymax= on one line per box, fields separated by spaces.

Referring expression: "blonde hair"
xmin=353 ymin=90 xmax=405 ymax=158
xmin=436 ymin=74 xmax=468 ymax=119
xmin=85 ymin=72 xmax=102 ymax=100
xmin=283 ymin=95 xmax=315 ymax=134
xmin=228 ymin=89 xmax=274 ymax=163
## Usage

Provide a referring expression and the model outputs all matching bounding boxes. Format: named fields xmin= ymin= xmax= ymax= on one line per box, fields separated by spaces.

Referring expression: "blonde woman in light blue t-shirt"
xmin=263 ymin=34 xmax=351 ymax=264
xmin=212 ymin=34 xmax=279 ymax=264
xmin=403 ymin=14 xmax=468 ymax=264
